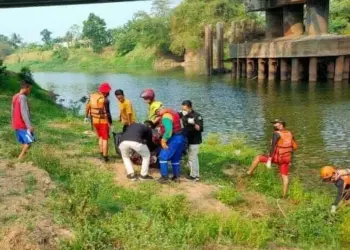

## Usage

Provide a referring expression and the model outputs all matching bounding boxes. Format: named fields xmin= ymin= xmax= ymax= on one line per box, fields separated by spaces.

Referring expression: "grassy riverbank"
xmin=0 ymin=71 xmax=349 ymax=249
xmin=4 ymin=46 xmax=164 ymax=73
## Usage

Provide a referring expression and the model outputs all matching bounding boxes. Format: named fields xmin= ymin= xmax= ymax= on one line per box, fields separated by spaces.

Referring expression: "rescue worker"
xmin=320 ymin=166 xmax=350 ymax=213
xmin=247 ymin=119 xmax=297 ymax=198
xmin=180 ymin=100 xmax=204 ymax=181
xmin=115 ymin=89 xmax=136 ymax=132
xmin=85 ymin=82 xmax=113 ymax=163
xmin=119 ymin=123 xmax=153 ymax=181
xmin=157 ymin=108 xmax=185 ymax=183
xmin=140 ymin=89 xmax=163 ymax=125
xmin=11 ymin=76 xmax=35 ymax=159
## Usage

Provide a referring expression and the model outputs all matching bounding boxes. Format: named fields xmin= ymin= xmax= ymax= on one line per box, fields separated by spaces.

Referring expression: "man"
xmin=12 ymin=78 xmax=35 ymax=159
xmin=140 ymin=89 xmax=163 ymax=125
xmin=247 ymin=119 xmax=297 ymax=198
xmin=320 ymin=166 xmax=350 ymax=213
xmin=85 ymin=82 xmax=112 ymax=162
xmin=157 ymin=108 xmax=185 ymax=183
xmin=115 ymin=89 xmax=136 ymax=132
xmin=119 ymin=123 xmax=153 ymax=181
xmin=180 ymin=100 xmax=204 ymax=182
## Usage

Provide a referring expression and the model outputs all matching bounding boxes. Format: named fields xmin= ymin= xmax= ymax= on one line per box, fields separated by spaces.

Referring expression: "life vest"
xmin=275 ymin=130 xmax=296 ymax=156
xmin=148 ymin=101 xmax=163 ymax=122
xmin=89 ymin=92 xmax=107 ymax=123
xmin=158 ymin=108 xmax=182 ymax=136
xmin=342 ymin=176 xmax=350 ymax=188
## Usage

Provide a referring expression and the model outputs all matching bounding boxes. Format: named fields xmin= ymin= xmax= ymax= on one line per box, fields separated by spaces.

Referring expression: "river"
xmin=33 ymin=71 xmax=350 ymax=170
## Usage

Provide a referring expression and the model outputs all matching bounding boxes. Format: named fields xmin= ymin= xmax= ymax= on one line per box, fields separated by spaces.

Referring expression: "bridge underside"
xmin=0 ymin=0 xmax=141 ymax=8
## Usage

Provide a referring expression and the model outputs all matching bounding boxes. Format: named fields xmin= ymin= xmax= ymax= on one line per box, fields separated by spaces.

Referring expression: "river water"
xmin=33 ymin=71 xmax=350 ymax=169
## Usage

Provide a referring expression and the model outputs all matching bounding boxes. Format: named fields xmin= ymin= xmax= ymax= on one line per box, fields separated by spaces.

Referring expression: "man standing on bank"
xmin=115 ymin=89 xmax=136 ymax=132
xmin=181 ymin=100 xmax=204 ymax=181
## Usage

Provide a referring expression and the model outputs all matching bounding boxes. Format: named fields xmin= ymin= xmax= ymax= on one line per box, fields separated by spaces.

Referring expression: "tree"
xmin=69 ymin=24 xmax=82 ymax=41
xmin=151 ymin=0 xmax=171 ymax=17
xmin=9 ymin=33 xmax=22 ymax=48
xmin=82 ymin=13 xmax=109 ymax=53
xmin=330 ymin=0 xmax=350 ymax=34
xmin=40 ymin=29 xmax=53 ymax=45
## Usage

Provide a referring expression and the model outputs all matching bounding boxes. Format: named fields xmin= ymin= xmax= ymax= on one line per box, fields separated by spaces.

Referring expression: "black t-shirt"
xmin=181 ymin=110 xmax=204 ymax=145
xmin=121 ymin=123 xmax=152 ymax=145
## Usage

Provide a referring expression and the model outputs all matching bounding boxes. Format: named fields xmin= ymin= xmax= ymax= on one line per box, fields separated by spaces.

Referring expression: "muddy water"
xmin=33 ymin=71 xmax=350 ymax=170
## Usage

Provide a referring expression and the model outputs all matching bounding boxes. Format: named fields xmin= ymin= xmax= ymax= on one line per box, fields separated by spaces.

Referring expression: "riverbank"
xmin=4 ymin=46 xmax=183 ymax=73
xmin=0 ymin=71 xmax=348 ymax=249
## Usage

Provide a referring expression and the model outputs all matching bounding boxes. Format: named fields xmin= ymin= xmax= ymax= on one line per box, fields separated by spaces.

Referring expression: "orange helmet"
xmin=320 ymin=166 xmax=336 ymax=179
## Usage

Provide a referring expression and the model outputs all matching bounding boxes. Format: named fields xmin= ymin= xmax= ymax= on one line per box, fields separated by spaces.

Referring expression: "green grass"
xmin=5 ymin=47 xmax=156 ymax=73
xmin=0 ymin=71 xmax=348 ymax=249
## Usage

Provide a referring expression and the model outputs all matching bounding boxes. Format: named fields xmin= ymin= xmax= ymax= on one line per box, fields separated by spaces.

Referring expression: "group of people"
xmin=84 ymin=83 xmax=204 ymax=183
xmin=11 ymin=79 xmax=350 ymax=213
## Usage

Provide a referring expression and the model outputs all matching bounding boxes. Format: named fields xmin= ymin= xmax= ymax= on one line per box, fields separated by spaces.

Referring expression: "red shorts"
xmin=94 ymin=123 xmax=109 ymax=140
xmin=259 ymin=155 xmax=290 ymax=176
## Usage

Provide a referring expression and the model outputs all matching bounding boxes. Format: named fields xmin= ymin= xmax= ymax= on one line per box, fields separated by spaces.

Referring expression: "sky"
xmin=0 ymin=0 xmax=181 ymax=43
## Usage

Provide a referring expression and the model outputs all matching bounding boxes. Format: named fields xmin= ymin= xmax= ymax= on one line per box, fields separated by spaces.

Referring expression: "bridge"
xmin=0 ymin=0 xmax=142 ymax=8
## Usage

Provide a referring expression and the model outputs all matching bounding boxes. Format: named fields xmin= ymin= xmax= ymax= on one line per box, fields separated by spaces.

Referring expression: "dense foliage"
xmin=330 ymin=0 xmax=350 ymax=34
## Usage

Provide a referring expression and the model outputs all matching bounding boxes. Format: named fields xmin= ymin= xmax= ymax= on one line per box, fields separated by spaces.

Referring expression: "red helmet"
xmin=98 ymin=82 xmax=111 ymax=94
xmin=140 ymin=89 xmax=155 ymax=100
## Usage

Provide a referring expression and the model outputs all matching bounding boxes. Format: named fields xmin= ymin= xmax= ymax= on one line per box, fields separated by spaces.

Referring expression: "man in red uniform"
xmin=247 ymin=119 xmax=297 ymax=198
xmin=85 ymin=82 xmax=113 ymax=162
xmin=12 ymin=78 xmax=35 ymax=159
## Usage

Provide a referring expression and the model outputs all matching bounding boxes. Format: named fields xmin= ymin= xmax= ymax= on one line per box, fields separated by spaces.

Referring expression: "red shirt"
xmin=12 ymin=93 xmax=29 ymax=130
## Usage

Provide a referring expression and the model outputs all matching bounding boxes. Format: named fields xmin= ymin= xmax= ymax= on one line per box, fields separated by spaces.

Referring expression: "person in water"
xmin=247 ymin=119 xmax=297 ymax=198
xmin=140 ymin=89 xmax=163 ymax=125
xmin=12 ymin=76 xmax=36 ymax=159
xmin=85 ymin=82 xmax=113 ymax=163
xmin=320 ymin=166 xmax=350 ymax=213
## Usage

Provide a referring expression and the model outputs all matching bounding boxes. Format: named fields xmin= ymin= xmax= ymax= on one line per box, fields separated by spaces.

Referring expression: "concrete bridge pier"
xmin=343 ymin=57 xmax=350 ymax=82
xmin=216 ymin=22 xmax=224 ymax=73
xmin=237 ymin=59 xmax=241 ymax=79
xmin=247 ymin=59 xmax=255 ymax=79
xmin=268 ymin=58 xmax=278 ymax=81
xmin=205 ymin=25 xmax=213 ymax=76
xmin=241 ymin=60 xmax=247 ymax=78
xmin=327 ymin=60 xmax=335 ymax=80
xmin=231 ymin=59 xmax=237 ymax=79
xmin=283 ymin=4 xmax=304 ymax=36
xmin=280 ymin=59 xmax=290 ymax=81
xmin=291 ymin=58 xmax=301 ymax=82
xmin=306 ymin=0 xmax=329 ymax=35
xmin=335 ymin=56 xmax=344 ymax=82
xmin=266 ymin=8 xmax=283 ymax=39
xmin=309 ymin=58 xmax=318 ymax=82
xmin=258 ymin=59 xmax=267 ymax=81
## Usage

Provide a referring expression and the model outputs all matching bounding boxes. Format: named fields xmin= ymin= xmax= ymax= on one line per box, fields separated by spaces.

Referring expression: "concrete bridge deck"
xmin=0 ymin=0 xmax=142 ymax=8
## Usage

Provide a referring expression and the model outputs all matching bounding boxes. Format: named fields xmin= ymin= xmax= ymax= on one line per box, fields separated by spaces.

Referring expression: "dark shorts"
xmin=259 ymin=155 xmax=290 ymax=176
xmin=94 ymin=123 xmax=109 ymax=140
xmin=15 ymin=129 xmax=35 ymax=145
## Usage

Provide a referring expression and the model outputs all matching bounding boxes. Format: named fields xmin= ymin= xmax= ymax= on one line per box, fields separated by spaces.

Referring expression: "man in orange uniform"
xmin=85 ymin=82 xmax=113 ymax=162
xmin=247 ymin=119 xmax=297 ymax=198
xmin=320 ymin=166 xmax=350 ymax=213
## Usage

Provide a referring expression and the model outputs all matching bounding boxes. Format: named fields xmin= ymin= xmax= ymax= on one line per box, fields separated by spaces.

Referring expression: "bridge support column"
xmin=258 ymin=59 xmax=266 ymax=81
xmin=268 ymin=58 xmax=278 ymax=81
xmin=283 ymin=4 xmax=304 ymax=36
xmin=231 ymin=60 xmax=237 ymax=79
xmin=335 ymin=56 xmax=344 ymax=82
xmin=216 ymin=22 xmax=224 ymax=72
xmin=306 ymin=0 xmax=329 ymax=35
xmin=241 ymin=60 xmax=246 ymax=78
xmin=205 ymin=25 xmax=213 ymax=76
xmin=327 ymin=60 xmax=335 ymax=80
xmin=291 ymin=58 xmax=301 ymax=82
xmin=237 ymin=59 xmax=241 ymax=79
xmin=266 ymin=8 xmax=283 ymax=39
xmin=280 ymin=59 xmax=289 ymax=81
xmin=247 ymin=59 xmax=254 ymax=79
xmin=343 ymin=57 xmax=350 ymax=81
xmin=309 ymin=58 xmax=318 ymax=82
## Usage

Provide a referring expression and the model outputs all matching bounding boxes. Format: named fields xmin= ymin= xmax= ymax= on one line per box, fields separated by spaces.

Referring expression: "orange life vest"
xmin=89 ymin=92 xmax=107 ymax=124
xmin=276 ymin=130 xmax=297 ymax=156
xmin=342 ymin=175 xmax=350 ymax=188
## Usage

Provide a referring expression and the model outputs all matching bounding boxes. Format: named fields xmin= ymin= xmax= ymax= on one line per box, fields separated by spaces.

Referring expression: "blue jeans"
xmin=159 ymin=134 xmax=184 ymax=177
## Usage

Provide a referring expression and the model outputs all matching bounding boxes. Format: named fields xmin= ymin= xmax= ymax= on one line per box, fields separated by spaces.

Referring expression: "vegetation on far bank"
xmin=0 ymin=70 xmax=349 ymax=249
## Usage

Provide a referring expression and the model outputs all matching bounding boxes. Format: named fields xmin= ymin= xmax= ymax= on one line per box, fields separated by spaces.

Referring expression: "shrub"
xmin=53 ymin=47 xmax=70 ymax=61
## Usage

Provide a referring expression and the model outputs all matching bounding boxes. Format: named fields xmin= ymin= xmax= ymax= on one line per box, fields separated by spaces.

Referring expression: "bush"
xmin=215 ymin=186 xmax=244 ymax=206
xmin=53 ymin=47 xmax=70 ymax=61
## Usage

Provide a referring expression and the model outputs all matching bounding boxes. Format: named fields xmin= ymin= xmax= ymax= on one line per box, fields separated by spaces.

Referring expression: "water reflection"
xmin=33 ymin=72 xmax=350 ymax=169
